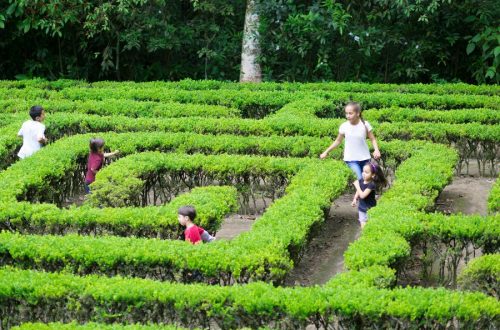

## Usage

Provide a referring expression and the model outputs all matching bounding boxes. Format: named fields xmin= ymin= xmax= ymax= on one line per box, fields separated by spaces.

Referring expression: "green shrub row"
xmin=2 ymin=109 xmax=499 ymax=145
xmin=2 ymin=78 xmax=499 ymax=96
xmin=320 ymin=90 xmax=500 ymax=110
xmin=0 ymin=231 xmax=228 ymax=282
xmin=52 ymin=88 xmax=294 ymax=118
xmin=0 ymin=98 xmax=241 ymax=118
xmin=87 ymin=152 xmax=311 ymax=208
xmin=0 ymin=113 xmax=427 ymax=173
xmin=458 ymin=254 xmax=500 ymax=299
xmin=0 ymin=131 xmax=351 ymax=283
xmin=488 ymin=178 xmax=500 ymax=213
xmin=0 ymin=160 xmax=349 ymax=284
xmin=423 ymin=213 xmax=500 ymax=251
xmin=364 ymin=107 xmax=500 ymax=125
xmin=0 ymin=186 xmax=237 ymax=238
xmin=90 ymin=79 xmax=500 ymax=96
xmin=0 ymin=78 xmax=88 ymax=90
xmin=1 ymin=126 xmax=498 ymax=327
xmin=416 ymin=213 xmax=500 ymax=286
xmin=1 ymin=85 xmax=499 ymax=114
xmin=0 ymin=132 xmax=327 ymax=203
xmin=12 ymin=322 xmax=183 ymax=330
xmin=57 ymin=86 xmax=500 ymax=109
xmin=0 ymin=267 xmax=497 ymax=329
xmin=344 ymin=143 xmax=458 ymax=271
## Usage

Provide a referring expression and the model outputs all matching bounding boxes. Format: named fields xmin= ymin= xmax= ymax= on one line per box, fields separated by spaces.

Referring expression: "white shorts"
xmin=358 ymin=210 xmax=368 ymax=223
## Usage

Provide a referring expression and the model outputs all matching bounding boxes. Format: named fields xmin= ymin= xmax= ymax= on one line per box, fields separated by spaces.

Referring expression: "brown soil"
xmin=284 ymin=193 xmax=361 ymax=286
xmin=215 ymin=198 xmax=269 ymax=240
xmin=435 ymin=176 xmax=494 ymax=216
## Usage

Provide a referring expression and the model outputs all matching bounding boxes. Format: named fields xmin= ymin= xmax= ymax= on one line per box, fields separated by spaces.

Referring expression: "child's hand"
xmin=351 ymin=200 xmax=357 ymax=207
xmin=319 ymin=152 xmax=328 ymax=159
xmin=353 ymin=180 xmax=360 ymax=188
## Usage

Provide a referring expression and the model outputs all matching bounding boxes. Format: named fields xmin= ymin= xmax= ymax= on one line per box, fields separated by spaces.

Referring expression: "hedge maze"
xmin=0 ymin=80 xmax=498 ymax=329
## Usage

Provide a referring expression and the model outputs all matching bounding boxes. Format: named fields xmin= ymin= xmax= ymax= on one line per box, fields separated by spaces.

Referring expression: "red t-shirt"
xmin=85 ymin=152 xmax=104 ymax=183
xmin=184 ymin=225 xmax=204 ymax=244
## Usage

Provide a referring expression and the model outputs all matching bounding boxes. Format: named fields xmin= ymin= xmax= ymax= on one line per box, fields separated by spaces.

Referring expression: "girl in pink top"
xmin=84 ymin=138 xmax=119 ymax=194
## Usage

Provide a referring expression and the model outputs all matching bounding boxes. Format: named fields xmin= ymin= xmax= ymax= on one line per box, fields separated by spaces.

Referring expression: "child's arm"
xmin=38 ymin=136 xmax=47 ymax=144
xmin=351 ymin=191 xmax=359 ymax=207
xmin=353 ymin=180 xmax=373 ymax=199
xmin=37 ymin=125 xmax=47 ymax=144
xmin=367 ymin=131 xmax=381 ymax=160
xmin=104 ymin=150 xmax=120 ymax=158
xmin=320 ymin=133 xmax=344 ymax=159
xmin=201 ymin=230 xmax=215 ymax=242
xmin=17 ymin=125 xmax=24 ymax=137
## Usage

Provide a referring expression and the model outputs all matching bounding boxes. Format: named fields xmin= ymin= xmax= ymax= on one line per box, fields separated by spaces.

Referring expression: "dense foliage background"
xmin=0 ymin=0 xmax=498 ymax=83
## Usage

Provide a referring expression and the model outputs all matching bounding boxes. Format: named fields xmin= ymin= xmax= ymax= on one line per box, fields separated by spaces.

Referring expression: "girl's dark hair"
xmin=29 ymin=105 xmax=44 ymax=120
xmin=178 ymin=205 xmax=196 ymax=221
xmin=89 ymin=138 xmax=105 ymax=153
xmin=368 ymin=162 xmax=387 ymax=188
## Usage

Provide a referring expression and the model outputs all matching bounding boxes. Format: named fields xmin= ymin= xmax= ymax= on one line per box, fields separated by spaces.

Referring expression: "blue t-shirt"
xmin=358 ymin=179 xmax=376 ymax=212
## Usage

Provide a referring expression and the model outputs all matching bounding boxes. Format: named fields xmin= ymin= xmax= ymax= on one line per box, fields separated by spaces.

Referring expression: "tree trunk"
xmin=239 ymin=0 xmax=262 ymax=82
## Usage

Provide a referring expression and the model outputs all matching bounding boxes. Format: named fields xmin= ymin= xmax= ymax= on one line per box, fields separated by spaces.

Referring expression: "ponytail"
xmin=369 ymin=162 xmax=387 ymax=189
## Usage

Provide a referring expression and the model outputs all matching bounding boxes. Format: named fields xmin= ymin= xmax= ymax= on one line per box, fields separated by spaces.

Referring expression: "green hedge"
xmin=0 ymin=98 xmax=241 ymax=118
xmin=0 ymin=267 xmax=497 ymax=329
xmin=0 ymin=186 xmax=237 ymax=238
xmin=1 ymin=112 xmax=495 ymax=178
xmin=12 ymin=322 xmax=183 ymax=330
xmin=458 ymin=254 xmax=500 ymax=299
xmin=488 ymin=178 xmax=500 ymax=213
xmin=344 ymin=143 xmax=458 ymax=271
xmin=364 ymin=107 xmax=500 ymax=125
xmin=0 ymin=160 xmax=349 ymax=284
xmin=87 ymin=152 xmax=310 ymax=208
xmin=0 ymin=80 xmax=498 ymax=327
xmin=1 ymin=85 xmax=499 ymax=116
xmin=0 ymin=131 xmax=351 ymax=283
xmin=2 ymin=79 xmax=499 ymax=96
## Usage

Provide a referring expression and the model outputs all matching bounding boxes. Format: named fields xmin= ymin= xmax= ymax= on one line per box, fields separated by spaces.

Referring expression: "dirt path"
xmin=284 ymin=194 xmax=360 ymax=286
xmin=213 ymin=193 xmax=361 ymax=286
xmin=215 ymin=215 xmax=255 ymax=240
xmin=435 ymin=176 xmax=494 ymax=216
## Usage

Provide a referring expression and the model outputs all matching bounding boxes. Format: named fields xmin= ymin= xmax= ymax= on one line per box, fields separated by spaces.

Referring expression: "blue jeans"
xmin=84 ymin=182 xmax=91 ymax=194
xmin=345 ymin=159 xmax=370 ymax=180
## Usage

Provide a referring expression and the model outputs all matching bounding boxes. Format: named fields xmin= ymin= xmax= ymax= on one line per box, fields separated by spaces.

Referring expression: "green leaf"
xmin=466 ymin=43 xmax=475 ymax=55
xmin=494 ymin=46 xmax=500 ymax=58
xmin=485 ymin=67 xmax=495 ymax=79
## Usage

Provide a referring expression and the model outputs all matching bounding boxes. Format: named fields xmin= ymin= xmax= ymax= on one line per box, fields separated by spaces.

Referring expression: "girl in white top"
xmin=320 ymin=102 xmax=381 ymax=180
xmin=17 ymin=105 xmax=47 ymax=159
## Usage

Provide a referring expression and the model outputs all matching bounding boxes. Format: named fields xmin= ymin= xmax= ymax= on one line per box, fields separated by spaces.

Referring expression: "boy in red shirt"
xmin=178 ymin=205 xmax=215 ymax=244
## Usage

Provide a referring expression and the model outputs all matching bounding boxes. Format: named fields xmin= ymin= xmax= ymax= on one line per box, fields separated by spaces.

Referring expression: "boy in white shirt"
xmin=17 ymin=105 xmax=47 ymax=159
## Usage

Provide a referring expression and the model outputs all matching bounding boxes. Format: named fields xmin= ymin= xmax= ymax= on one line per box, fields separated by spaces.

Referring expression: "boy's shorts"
xmin=358 ymin=210 xmax=368 ymax=223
